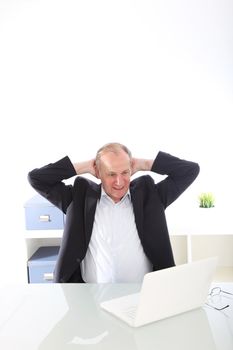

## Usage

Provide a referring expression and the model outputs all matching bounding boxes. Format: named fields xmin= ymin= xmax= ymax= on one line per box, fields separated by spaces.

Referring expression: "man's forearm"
xmin=28 ymin=156 xmax=76 ymax=201
xmin=73 ymin=159 xmax=96 ymax=177
xmin=132 ymin=158 xmax=154 ymax=174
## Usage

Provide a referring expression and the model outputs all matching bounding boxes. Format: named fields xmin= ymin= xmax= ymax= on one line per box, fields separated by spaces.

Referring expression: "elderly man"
xmin=28 ymin=143 xmax=199 ymax=283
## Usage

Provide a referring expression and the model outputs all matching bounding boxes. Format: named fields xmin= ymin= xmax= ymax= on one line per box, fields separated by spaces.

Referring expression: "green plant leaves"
xmin=198 ymin=192 xmax=215 ymax=208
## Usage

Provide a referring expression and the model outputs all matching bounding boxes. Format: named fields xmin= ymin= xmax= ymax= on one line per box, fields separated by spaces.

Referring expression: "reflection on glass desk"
xmin=0 ymin=283 xmax=232 ymax=350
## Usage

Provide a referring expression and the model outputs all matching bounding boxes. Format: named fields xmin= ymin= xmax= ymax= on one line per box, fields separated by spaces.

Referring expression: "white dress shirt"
xmin=81 ymin=188 xmax=152 ymax=283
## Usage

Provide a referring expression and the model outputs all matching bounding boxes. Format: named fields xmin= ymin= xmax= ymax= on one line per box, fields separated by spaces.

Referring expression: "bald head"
xmin=95 ymin=142 xmax=132 ymax=170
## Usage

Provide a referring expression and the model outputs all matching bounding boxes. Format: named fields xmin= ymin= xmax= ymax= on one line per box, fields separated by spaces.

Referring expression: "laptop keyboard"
xmin=101 ymin=292 xmax=140 ymax=324
xmin=122 ymin=305 xmax=137 ymax=320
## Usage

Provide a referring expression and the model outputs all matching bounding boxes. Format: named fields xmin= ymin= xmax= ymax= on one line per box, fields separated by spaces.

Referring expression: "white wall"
xmin=0 ymin=0 xmax=232 ymax=284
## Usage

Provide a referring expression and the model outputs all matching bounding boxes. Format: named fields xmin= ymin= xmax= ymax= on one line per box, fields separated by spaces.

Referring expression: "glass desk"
xmin=0 ymin=282 xmax=232 ymax=350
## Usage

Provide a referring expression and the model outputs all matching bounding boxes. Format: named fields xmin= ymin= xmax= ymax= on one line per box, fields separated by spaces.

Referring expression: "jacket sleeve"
xmin=27 ymin=156 xmax=77 ymax=213
xmin=152 ymin=151 xmax=200 ymax=208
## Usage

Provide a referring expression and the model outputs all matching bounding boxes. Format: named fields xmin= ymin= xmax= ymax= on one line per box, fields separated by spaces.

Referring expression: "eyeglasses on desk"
xmin=206 ymin=286 xmax=233 ymax=311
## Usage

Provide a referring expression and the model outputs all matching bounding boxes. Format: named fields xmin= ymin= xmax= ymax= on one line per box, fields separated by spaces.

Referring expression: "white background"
xmin=0 ymin=0 xmax=232 ymax=284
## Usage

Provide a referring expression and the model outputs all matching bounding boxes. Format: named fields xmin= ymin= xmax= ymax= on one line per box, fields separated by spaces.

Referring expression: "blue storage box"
xmin=24 ymin=194 xmax=64 ymax=230
xmin=27 ymin=246 xmax=59 ymax=283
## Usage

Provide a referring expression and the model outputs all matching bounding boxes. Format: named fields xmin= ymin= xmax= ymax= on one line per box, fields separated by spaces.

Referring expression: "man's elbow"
xmin=193 ymin=162 xmax=200 ymax=179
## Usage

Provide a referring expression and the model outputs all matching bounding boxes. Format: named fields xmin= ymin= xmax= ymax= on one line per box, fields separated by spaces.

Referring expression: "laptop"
xmin=100 ymin=257 xmax=218 ymax=327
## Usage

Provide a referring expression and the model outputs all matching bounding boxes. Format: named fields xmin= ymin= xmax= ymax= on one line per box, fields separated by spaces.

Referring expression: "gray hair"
xmin=95 ymin=142 xmax=132 ymax=168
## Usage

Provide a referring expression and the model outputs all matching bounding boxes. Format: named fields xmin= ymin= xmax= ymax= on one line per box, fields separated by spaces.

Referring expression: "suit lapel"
xmin=130 ymin=184 xmax=144 ymax=241
xmin=84 ymin=185 xmax=100 ymax=247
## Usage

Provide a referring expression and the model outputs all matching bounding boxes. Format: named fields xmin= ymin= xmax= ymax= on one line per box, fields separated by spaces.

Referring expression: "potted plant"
xmin=198 ymin=192 xmax=215 ymax=208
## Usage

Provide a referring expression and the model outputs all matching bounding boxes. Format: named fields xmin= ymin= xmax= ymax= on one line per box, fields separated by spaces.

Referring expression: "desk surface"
xmin=0 ymin=282 xmax=232 ymax=350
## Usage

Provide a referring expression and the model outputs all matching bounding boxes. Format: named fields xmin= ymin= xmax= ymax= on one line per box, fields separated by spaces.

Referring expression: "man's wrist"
xmin=145 ymin=159 xmax=153 ymax=171
xmin=133 ymin=158 xmax=153 ymax=173
xmin=73 ymin=161 xmax=91 ymax=175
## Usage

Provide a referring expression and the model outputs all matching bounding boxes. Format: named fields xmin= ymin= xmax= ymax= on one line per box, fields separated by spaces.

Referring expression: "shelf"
xmin=213 ymin=267 xmax=233 ymax=282
xmin=24 ymin=204 xmax=233 ymax=282
xmin=166 ymin=207 xmax=233 ymax=236
xmin=25 ymin=230 xmax=63 ymax=239
xmin=26 ymin=238 xmax=62 ymax=260
xmin=191 ymin=235 xmax=233 ymax=266
xmin=170 ymin=234 xmax=233 ymax=281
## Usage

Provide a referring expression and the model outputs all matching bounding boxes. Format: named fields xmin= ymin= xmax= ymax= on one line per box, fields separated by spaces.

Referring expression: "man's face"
xmin=96 ymin=149 xmax=132 ymax=203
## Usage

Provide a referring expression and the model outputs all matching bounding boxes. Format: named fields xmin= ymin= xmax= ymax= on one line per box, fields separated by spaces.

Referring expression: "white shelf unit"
xmin=167 ymin=207 xmax=233 ymax=282
xmin=25 ymin=206 xmax=233 ymax=282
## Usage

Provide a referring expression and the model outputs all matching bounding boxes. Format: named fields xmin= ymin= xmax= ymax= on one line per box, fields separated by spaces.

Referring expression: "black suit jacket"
xmin=28 ymin=151 xmax=199 ymax=282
